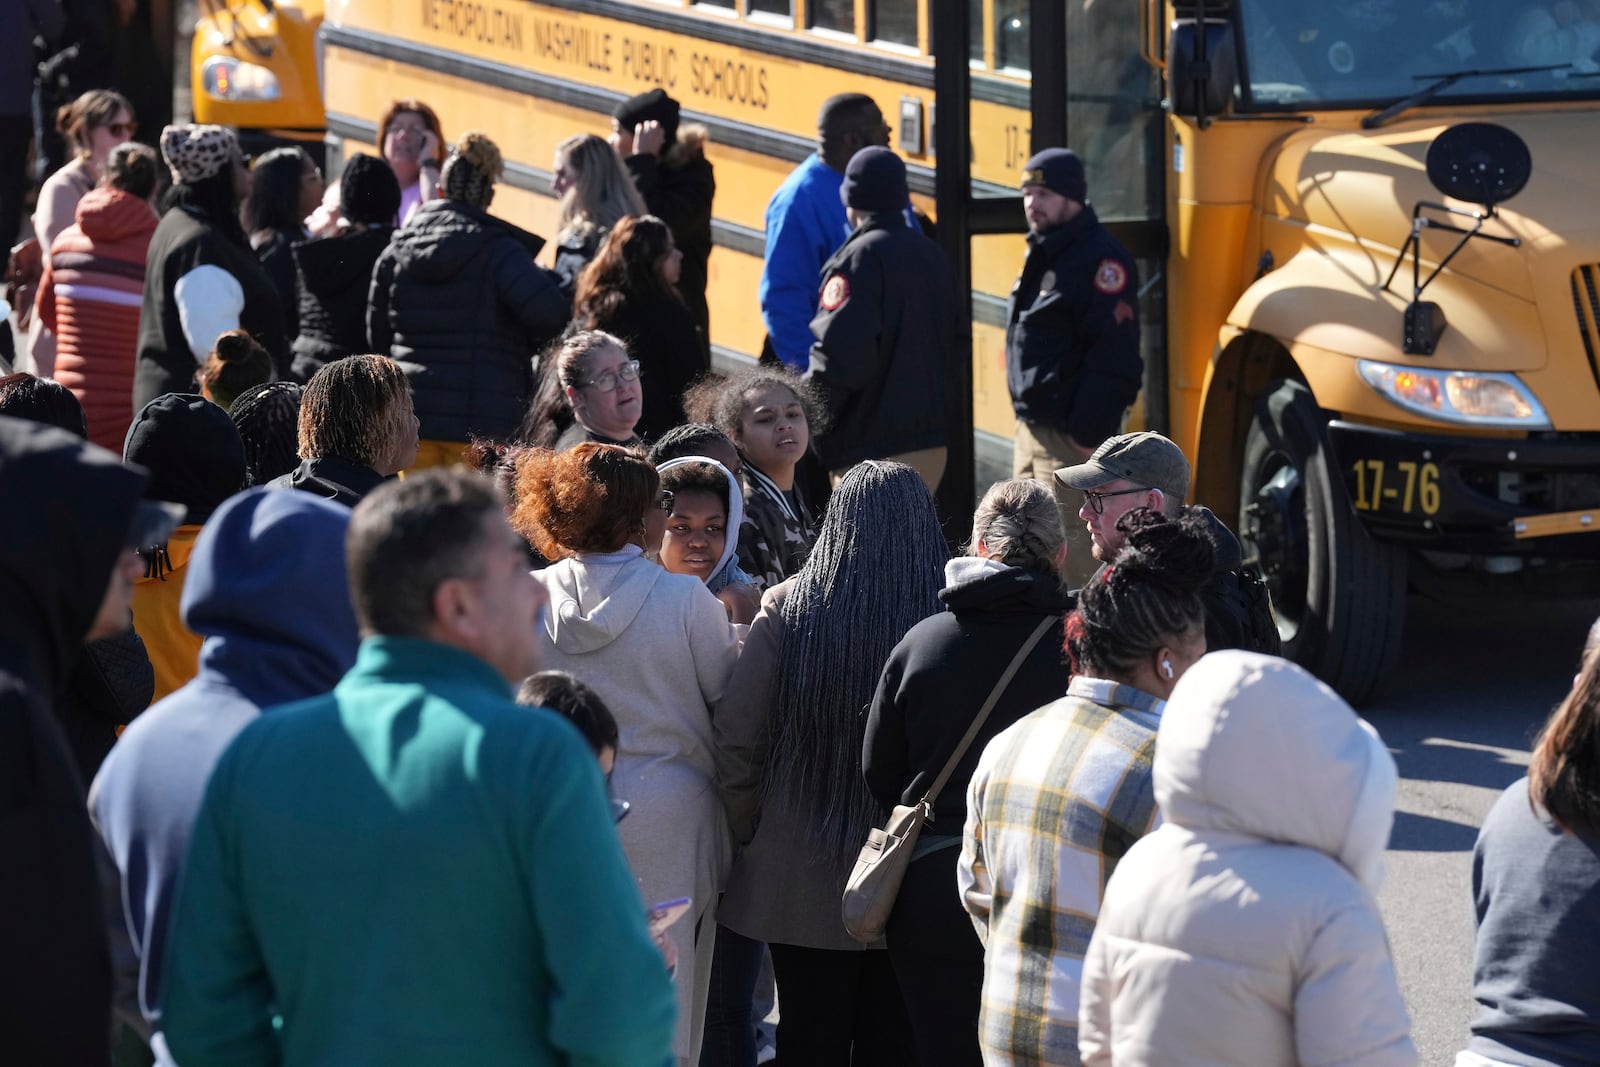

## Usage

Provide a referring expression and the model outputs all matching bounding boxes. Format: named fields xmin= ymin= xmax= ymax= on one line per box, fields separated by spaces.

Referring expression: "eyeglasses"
xmin=103 ymin=121 xmax=137 ymax=138
xmin=582 ymin=359 xmax=641 ymax=392
xmin=1083 ymin=486 xmax=1153 ymax=515
xmin=658 ymin=489 xmax=675 ymax=512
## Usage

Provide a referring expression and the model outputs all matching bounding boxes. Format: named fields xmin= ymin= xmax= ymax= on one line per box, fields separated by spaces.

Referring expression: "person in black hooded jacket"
xmin=0 ymin=373 xmax=155 ymax=783
xmin=0 ymin=414 xmax=178 ymax=1067
xmin=271 ymin=354 xmax=419 ymax=507
xmin=610 ymin=89 xmax=715 ymax=350
xmin=290 ymin=154 xmax=400 ymax=382
xmin=370 ymin=131 xmax=567 ymax=466
xmin=862 ymin=478 xmax=1074 ymax=1067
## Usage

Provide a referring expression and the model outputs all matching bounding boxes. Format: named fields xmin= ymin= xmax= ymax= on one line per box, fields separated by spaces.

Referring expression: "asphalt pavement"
xmin=1369 ymin=588 xmax=1598 ymax=1066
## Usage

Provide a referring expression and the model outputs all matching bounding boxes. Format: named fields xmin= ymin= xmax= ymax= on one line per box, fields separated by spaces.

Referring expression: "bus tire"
xmin=1238 ymin=379 xmax=1406 ymax=706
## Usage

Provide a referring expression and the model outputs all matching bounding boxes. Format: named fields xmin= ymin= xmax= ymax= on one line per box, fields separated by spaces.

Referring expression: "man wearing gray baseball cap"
xmin=1055 ymin=430 xmax=1281 ymax=655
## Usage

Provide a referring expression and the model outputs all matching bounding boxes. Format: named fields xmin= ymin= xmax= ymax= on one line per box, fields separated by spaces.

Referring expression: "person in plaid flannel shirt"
xmin=960 ymin=508 xmax=1216 ymax=1066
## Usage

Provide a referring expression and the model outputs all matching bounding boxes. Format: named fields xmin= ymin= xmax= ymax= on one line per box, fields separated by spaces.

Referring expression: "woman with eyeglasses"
xmin=573 ymin=215 xmax=706 ymax=441
xmin=521 ymin=330 xmax=645 ymax=451
xmin=516 ymin=441 xmax=740 ymax=1065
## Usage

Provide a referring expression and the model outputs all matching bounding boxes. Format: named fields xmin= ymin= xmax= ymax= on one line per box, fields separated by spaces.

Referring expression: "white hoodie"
xmin=1079 ymin=651 xmax=1418 ymax=1067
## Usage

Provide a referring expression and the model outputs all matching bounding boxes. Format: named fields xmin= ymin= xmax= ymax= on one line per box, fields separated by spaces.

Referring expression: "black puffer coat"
xmin=368 ymin=200 xmax=567 ymax=442
xmin=863 ymin=561 xmax=1074 ymax=834
xmin=290 ymin=225 xmax=394 ymax=381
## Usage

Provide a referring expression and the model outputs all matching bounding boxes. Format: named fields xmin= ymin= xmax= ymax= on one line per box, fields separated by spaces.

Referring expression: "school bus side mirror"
xmin=1167 ymin=16 xmax=1237 ymax=125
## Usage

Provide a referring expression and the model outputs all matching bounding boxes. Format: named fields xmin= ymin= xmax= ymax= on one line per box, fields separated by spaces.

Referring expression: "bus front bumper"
xmin=1326 ymin=421 xmax=1600 ymax=558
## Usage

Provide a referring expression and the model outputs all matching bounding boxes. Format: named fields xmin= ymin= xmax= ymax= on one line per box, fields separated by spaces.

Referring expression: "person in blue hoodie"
xmin=89 ymin=486 xmax=359 ymax=1062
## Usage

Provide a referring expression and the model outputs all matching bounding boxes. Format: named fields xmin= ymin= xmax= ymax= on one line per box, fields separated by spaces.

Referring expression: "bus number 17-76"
xmin=1351 ymin=459 xmax=1441 ymax=515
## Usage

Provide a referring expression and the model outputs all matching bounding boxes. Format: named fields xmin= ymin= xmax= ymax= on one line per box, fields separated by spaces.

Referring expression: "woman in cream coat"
xmin=1079 ymin=651 xmax=1418 ymax=1067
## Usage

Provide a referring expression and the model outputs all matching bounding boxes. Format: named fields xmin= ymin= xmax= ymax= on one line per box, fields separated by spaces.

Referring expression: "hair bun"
xmin=453 ymin=131 xmax=504 ymax=181
xmin=1107 ymin=508 xmax=1216 ymax=598
xmin=213 ymin=330 xmax=262 ymax=364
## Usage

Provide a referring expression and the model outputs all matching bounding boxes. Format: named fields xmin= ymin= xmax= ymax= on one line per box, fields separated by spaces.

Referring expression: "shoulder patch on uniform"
xmin=1094 ymin=259 xmax=1128 ymax=295
xmin=821 ymin=273 xmax=850 ymax=311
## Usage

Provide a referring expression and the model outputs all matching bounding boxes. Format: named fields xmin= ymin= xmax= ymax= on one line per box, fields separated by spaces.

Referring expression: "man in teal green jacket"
xmin=160 ymin=469 xmax=677 ymax=1067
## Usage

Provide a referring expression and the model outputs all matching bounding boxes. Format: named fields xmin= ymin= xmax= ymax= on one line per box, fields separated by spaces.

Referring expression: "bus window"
xmin=1067 ymin=0 xmax=1159 ymax=221
xmin=747 ymin=0 xmax=793 ymax=20
xmin=971 ymin=0 xmax=986 ymax=64
xmin=871 ymin=0 xmax=918 ymax=46
xmin=996 ymin=0 xmax=1029 ymax=71
xmin=810 ymin=0 xmax=855 ymax=35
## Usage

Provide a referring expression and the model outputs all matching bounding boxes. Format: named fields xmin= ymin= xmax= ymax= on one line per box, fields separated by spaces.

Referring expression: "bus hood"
xmin=1262 ymin=112 xmax=1600 ymax=305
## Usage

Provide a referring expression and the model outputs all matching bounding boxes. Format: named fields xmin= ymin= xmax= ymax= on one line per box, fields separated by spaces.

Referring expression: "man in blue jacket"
xmin=159 ymin=469 xmax=677 ymax=1067
xmin=760 ymin=93 xmax=896 ymax=371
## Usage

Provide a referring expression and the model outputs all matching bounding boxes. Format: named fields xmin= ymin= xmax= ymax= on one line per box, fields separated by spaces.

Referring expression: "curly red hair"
xmin=512 ymin=443 xmax=658 ymax=559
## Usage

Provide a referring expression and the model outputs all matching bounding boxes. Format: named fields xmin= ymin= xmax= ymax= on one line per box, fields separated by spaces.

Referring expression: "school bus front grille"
xmin=1570 ymin=265 xmax=1600 ymax=396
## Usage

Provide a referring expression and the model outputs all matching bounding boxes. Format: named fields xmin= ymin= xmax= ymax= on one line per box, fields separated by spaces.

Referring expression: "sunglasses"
xmin=103 ymin=121 xmax=137 ymax=138
xmin=1083 ymin=486 xmax=1154 ymax=515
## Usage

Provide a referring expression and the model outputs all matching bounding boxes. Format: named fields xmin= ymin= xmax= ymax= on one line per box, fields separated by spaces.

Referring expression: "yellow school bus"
xmin=195 ymin=0 xmax=1600 ymax=703
xmin=196 ymin=0 xmax=1164 ymax=484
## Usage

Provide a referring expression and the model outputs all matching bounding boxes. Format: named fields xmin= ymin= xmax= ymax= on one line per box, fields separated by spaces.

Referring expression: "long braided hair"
xmin=1066 ymin=508 xmax=1214 ymax=678
xmin=767 ymin=461 xmax=948 ymax=856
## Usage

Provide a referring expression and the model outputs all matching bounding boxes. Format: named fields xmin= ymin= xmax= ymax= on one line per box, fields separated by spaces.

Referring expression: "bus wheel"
xmin=1239 ymin=380 xmax=1406 ymax=706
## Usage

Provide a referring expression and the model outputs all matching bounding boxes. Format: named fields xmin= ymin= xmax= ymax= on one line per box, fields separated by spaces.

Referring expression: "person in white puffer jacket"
xmin=1078 ymin=651 xmax=1419 ymax=1067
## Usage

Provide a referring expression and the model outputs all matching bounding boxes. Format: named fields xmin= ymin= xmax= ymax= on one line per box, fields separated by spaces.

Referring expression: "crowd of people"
xmin=1 ymin=63 xmax=1597 ymax=1067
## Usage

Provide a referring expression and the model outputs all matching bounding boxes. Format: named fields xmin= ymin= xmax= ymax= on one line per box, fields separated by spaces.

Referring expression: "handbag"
xmin=842 ymin=614 xmax=1057 ymax=944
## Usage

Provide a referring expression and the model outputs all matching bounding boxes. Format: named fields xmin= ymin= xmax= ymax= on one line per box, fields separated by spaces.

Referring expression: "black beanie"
xmin=339 ymin=153 xmax=402 ymax=226
xmin=123 ymin=393 xmax=248 ymax=526
xmin=613 ymin=88 xmax=681 ymax=146
xmin=839 ymin=146 xmax=907 ymax=214
xmin=1020 ymin=147 xmax=1088 ymax=203
xmin=229 ymin=381 xmax=303 ymax=487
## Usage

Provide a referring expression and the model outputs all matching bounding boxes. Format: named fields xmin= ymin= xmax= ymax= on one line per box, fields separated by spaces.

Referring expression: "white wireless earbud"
xmin=1162 ymin=660 xmax=1174 ymax=679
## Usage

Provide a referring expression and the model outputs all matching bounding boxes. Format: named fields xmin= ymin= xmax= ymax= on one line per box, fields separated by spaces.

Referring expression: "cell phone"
xmin=647 ymin=897 xmax=692 ymax=937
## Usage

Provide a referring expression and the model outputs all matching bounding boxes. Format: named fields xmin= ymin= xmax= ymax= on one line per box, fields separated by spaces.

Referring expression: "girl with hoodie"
xmin=516 ymin=442 xmax=740 ymax=1065
xmin=863 ymin=479 xmax=1074 ymax=1067
xmin=36 ymin=142 xmax=160 ymax=451
xmin=1078 ymin=650 xmax=1417 ymax=1067
xmin=656 ymin=457 xmax=762 ymax=624
xmin=1457 ymin=618 xmax=1600 ymax=1067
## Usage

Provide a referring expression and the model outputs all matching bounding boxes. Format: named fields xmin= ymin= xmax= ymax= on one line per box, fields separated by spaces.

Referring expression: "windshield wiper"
xmin=1362 ymin=64 xmax=1569 ymax=129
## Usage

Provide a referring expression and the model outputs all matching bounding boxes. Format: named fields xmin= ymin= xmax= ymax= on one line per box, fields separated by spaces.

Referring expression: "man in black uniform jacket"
xmin=1006 ymin=147 xmax=1142 ymax=585
xmin=800 ymin=147 xmax=947 ymax=495
xmin=804 ymin=146 xmax=955 ymax=491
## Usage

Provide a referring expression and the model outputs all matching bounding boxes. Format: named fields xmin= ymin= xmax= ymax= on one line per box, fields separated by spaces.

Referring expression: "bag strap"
xmin=919 ymin=613 xmax=1058 ymax=807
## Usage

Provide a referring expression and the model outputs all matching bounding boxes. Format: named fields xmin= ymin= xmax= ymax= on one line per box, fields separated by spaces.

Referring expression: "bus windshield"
xmin=1237 ymin=0 xmax=1600 ymax=108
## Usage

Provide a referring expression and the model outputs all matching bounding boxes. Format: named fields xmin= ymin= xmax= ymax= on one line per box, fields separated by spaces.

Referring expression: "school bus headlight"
xmin=1357 ymin=361 xmax=1550 ymax=429
xmin=201 ymin=57 xmax=280 ymax=102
